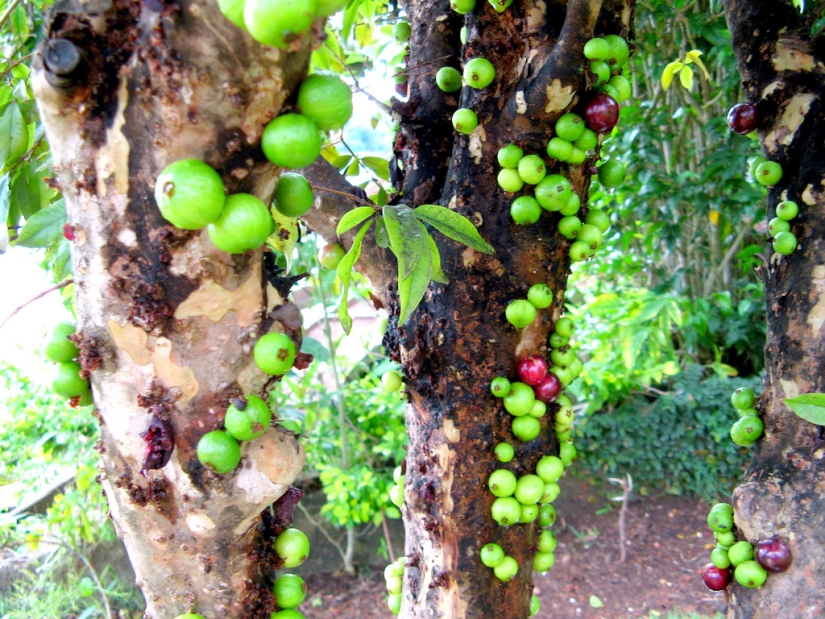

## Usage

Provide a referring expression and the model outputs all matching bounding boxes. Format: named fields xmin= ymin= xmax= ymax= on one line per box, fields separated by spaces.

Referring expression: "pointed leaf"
xmin=414 ymin=204 xmax=494 ymax=254
xmin=337 ymin=206 xmax=376 ymax=236
xmin=361 ymin=156 xmax=390 ymax=181
xmin=336 ymin=220 xmax=372 ymax=335
xmin=53 ymin=238 xmax=72 ymax=281
xmin=679 ymin=65 xmax=694 ymax=90
xmin=424 ymin=224 xmax=448 ymax=284
xmin=383 ymin=203 xmax=425 ymax=280
xmin=374 ymin=216 xmax=389 ymax=248
xmin=661 ymin=61 xmax=683 ymax=91
xmin=267 ymin=208 xmax=300 ymax=274
xmin=398 ymin=233 xmax=433 ymax=326
xmin=691 ymin=55 xmax=712 ymax=81
xmin=0 ymin=103 xmax=27 ymax=167
xmin=15 ymin=199 xmax=66 ymax=247
xmin=785 ymin=394 xmax=825 ymax=425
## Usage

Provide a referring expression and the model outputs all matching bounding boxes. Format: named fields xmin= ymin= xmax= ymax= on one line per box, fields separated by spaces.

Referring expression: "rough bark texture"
xmin=723 ymin=2 xmax=825 ymax=618
xmin=32 ymin=0 xmax=318 ymax=616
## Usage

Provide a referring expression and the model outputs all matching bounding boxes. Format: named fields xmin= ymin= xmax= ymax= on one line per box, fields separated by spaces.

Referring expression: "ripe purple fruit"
xmin=727 ymin=103 xmax=757 ymax=135
xmin=702 ymin=563 xmax=731 ymax=591
xmin=535 ymin=373 xmax=561 ymax=402
xmin=755 ymin=537 xmax=792 ymax=573
xmin=583 ymin=93 xmax=619 ymax=134
xmin=517 ymin=355 xmax=548 ymax=386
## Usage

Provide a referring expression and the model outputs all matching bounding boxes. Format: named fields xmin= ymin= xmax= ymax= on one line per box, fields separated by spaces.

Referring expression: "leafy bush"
xmin=575 ymin=364 xmax=761 ymax=501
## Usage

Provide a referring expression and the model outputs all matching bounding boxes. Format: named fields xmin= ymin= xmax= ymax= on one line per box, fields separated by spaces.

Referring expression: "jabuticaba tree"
xmin=721 ymin=2 xmax=825 ymax=617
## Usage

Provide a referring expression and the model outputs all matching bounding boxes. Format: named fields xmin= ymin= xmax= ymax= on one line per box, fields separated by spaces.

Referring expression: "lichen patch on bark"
xmin=764 ymin=93 xmax=815 ymax=152
xmin=773 ymin=43 xmax=816 ymax=73
xmin=544 ymin=79 xmax=575 ymax=114
xmin=174 ymin=262 xmax=264 ymax=327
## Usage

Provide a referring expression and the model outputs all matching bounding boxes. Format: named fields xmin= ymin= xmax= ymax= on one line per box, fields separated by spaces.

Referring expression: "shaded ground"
xmin=299 ymin=476 xmax=727 ymax=619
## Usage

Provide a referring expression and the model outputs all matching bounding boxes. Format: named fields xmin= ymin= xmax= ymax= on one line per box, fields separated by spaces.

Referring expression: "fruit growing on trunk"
xmin=734 ymin=560 xmax=768 ymax=588
xmin=155 ymin=159 xmax=226 ymax=230
xmin=772 ymin=230 xmax=798 ymax=256
xmin=274 ymin=173 xmax=315 ymax=217
xmin=244 ymin=0 xmax=317 ymax=48
xmin=262 ymin=114 xmax=322 ymax=169
xmin=197 ymin=430 xmax=242 ymax=474
xmin=273 ymin=573 xmax=308 ymax=608
xmin=275 ymin=528 xmax=311 ymax=568
xmin=207 ymin=194 xmax=272 ymax=254
xmin=583 ymin=93 xmax=620 ymax=134
xmin=755 ymin=538 xmax=793 ymax=573
xmin=727 ymin=103 xmax=757 ymax=135
xmin=754 ymin=160 xmax=783 ymax=186
xmin=318 ymin=243 xmax=345 ymax=269
xmin=453 ymin=108 xmax=479 ymax=134
xmin=297 ymin=73 xmax=353 ymax=131
xmin=45 ymin=322 xmax=79 ymax=362
xmin=702 ymin=563 xmax=731 ymax=591
xmin=436 ymin=67 xmax=462 ymax=92
xmin=506 ymin=299 xmax=537 ymax=329
xmin=463 ymin=58 xmax=496 ymax=89
xmin=224 ymin=394 xmax=272 ymax=441
xmin=254 ymin=332 xmax=297 ymax=375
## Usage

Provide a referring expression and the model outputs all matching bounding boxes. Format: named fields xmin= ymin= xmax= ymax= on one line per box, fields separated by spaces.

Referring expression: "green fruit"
xmin=517 ymin=155 xmax=547 ymax=185
xmin=768 ymin=217 xmax=791 ymax=237
xmin=253 ymin=332 xmax=297 ymax=375
xmin=318 ymin=243 xmax=345 ymax=269
xmin=533 ymin=550 xmax=555 ymax=572
xmin=707 ymin=503 xmax=734 ymax=533
xmin=549 ymin=333 xmax=569 ymax=348
xmin=567 ymin=356 xmax=583 ymax=378
xmin=274 ymin=173 xmax=314 ymax=217
xmin=273 ymin=573 xmax=307 ymax=609
xmin=488 ymin=469 xmax=518 ymax=497
xmin=503 ymin=382 xmax=535 ymax=416
xmin=604 ymin=34 xmax=630 ymax=67
xmin=555 ymin=317 xmax=575 ymax=337
xmin=728 ymin=540 xmax=754 ymax=566
xmin=539 ymin=503 xmax=556 ymax=527
xmin=491 ymin=497 xmax=521 ymax=525
xmin=576 ymin=223 xmax=603 ymax=249
xmin=464 ymin=58 xmax=496 ymax=88
xmin=460 ymin=26 xmax=468 ymax=44
xmin=53 ymin=361 xmax=88 ymax=399
xmin=389 ymin=483 xmax=404 ymax=507
xmin=538 ymin=530 xmax=557 ymax=553
xmin=218 ymin=0 xmax=247 ymax=29
xmin=560 ymin=192 xmax=581 ymax=216
xmin=225 ymin=394 xmax=271 ymax=441
xmin=490 ymin=376 xmax=511 ymax=398
xmin=45 ymin=322 xmax=79 ymax=362
xmin=78 ymin=389 xmax=93 ymax=407
xmin=736 ymin=407 xmax=758 ymax=419
xmin=598 ymin=159 xmax=626 ymax=188
xmin=207 ymin=194 xmax=272 ymax=254
xmin=197 ymin=431 xmax=241 ymax=474
xmin=608 ymin=75 xmax=632 ymax=102
xmin=393 ymin=465 xmax=404 ymax=484
xmin=530 ymin=594 xmax=541 ymax=617
xmin=567 ymin=146 xmax=587 ymax=165
xmin=734 ymin=560 xmax=768 ymax=588
xmin=387 ymin=594 xmax=402 ymax=615
xmin=574 ymin=128 xmax=598 ymax=152
xmin=453 ymin=108 xmax=479 ymax=134
xmin=244 ymin=0 xmax=317 ymax=48
xmin=755 ymin=160 xmax=783 ymax=186
xmin=585 ymin=208 xmax=611 ymax=232
xmin=505 ymin=299 xmax=537 ymax=329
xmin=583 ymin=37 xmax=609 ymax=60
xmin=436 ymin=67 xmax=462 ymax=92
xmin=385 ymin=575 xmax=402 ymax=594
xmin=529 ymin=400 xmax=547 ymax=418
xmin=512 ymin=416 xmax=541 ymax=441
xmin=527 ymin=283 xmax=553 ymax=309
xmin=731 ymin=387 xmax=756 ymax=410
xmin=536 ymin=455 xmax=564 ymax=483
xmin=559 ymin=441 xmax=577 ymax=467
xmin=493 ymin=556 xmax=518 ymax=581
xmin=589 ymin=60 xmax=611 ymax=86
xmin=511 ymin=196 xmax=541 ymax=224
xmin=498 ymin=144 xmax=524 ymax=168
xmin=546 ymin=137 xmax=573 ymax=161
xmin=271 ymin=613 xmax=305 ymax=619
xmin=540 ymin=482 xmax=561 ymax=504
xmin=551 ymin=347 xmax=575 ymax=367
xmin=488 ymin=0 xmax=513 ymax=13
xmin=715 ymin=530 xmax=737 ymax=548
xmin=480 ymin=543 xmax=505 ymax=567
xmin=731 ymin=415 xmax=764 ymax=446
xmin=748 ymin=155 xmax=767 ymax=179
xmin=494 ymin=442 xmax=515 ymax=462
xmin=711 ymin=546 xmax=731 ymax=569
xmin=773 ymin=231 xmax=797 ymax=255
xmin=451 ymin=0 xmax=476 ymax=13
xmin=315 ymin=0 xmax=347 ymax=16
xmin=555 ymin=215 xmax=580 ymax=240
xmin=382 ymin=370 xmax=403 ymax=392
xmin=776 ymin=200 xmax=799 ymax=220
xmin=555 ymin=404 xmax=574 ymax=428
xmin=262 ymin=114 xmax=321 ymax=169
xmin=535 ymin=174 xmax=572 ymax=211
xmin=520 ymin=504 xmax=539 ymax=523
xmin=155 ymin=159 xmax=226 ymax=230
xmin=394 ymin=20 xmax=411 ymax=42
xmin=274 ymin=527 xmax=310 ymax=568
xmin=555 ymin=113 xmax=586 ymax=142
xmin=515 ymin=474 xmax=545 ymax=505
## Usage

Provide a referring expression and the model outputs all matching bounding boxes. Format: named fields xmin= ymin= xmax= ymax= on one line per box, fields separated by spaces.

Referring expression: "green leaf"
xmin=425 ymin=225 xmax=448 ymax=285
xmin=15 ymin=199 xmax=66 ymax=248
xmin=0 ymin=103 xmax=27 ymax=168
xmin=342 ymin=0 xmax=360 ymax=42
xmin=374 ymin=216 xmax=389 ymax=248
xmin=784 ymin=394 xmax=825 ymax=425
xmin=52 ymin=238 xmax=72 ymax=281
xmin=361 ymin=156 xmax=390 ymax=181
xmin=337 ymin=206 xmax=376 ymax=236
xmin=679 ymin=65 xmax=694 ymax=90
xmin=336 ymin=220 xmax=372 ymax=335
xmin=661 ymin=61 xmax=683 ymax=90
xmin=589 ymin=595 xmax=603 ymax=609
xmin=398 ymin=231 xmax=433 ymax=326
xmin=414 ymin=204 xmax=494 ymax=255
xmin=266 ymin=209 xmax=300 ymax=274
xmin=0 ymin=173 xmax=9 ymax=224
xmin=383 ymin=203 xmax=426 ymax=280
xmin=300 ymin=336 xmax=331 ymax=363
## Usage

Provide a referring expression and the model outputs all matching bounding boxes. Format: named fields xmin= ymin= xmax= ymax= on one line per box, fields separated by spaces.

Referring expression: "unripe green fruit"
xmin=574 ymin=128 xmax=598 ymax=152
xmin=517 ymin=155 xmax=547 ymax=185
xmin=533 ymin=550 xmax=555 ymax=572
xmin=78 ymin=389 xmax=93 ymax=407
xmin=262 ymin=114 xmax=321 ymax=169
xmin=385 ymin=576 xmax=403 ymax=595
xmin=748 ymin=155 xmax=767 ymax=179
xmin=540 ymin=481 xmax=561 ymax=504
xmin=225 ymin=394 xmax=271 ymax=441
xmin=529 ymin=400 xmax=547 ymax=418
xmin=436 ymin=67 xmax=462 ymax=93
xmin=494 ymin=442 xmax=515 ymax=462
xmin=604 ymin=34 xmax=630 ymax=67
xmin=453 ymin=108 xmax=479 ymax=134
xmin=560 ymin=192 xmax=581 ymax=216
xmin=535 ymin=174 xmax=572 ymax=211
xmin=463 ymin=58 xmax=496 ymax=89
xmin=550 ymin=347 xmax=575 ymax=367
xmin=711 ymin=546 xmax=731 ymax=569
xmin=583 ymin=37 xmax=610 ymax=60
xmin=589 ymin=60 xmax=610 ymax=86
xmin=491 ymin=497 xmax=521 ymax=525
xmin=506 ymin=299 xmax=537 ymax=329
xmin=382 ymin=370 xmax=403 ymax=392
xmin=568 ymin=356 xmax=583 ymax=378
xmin=608 ymin=74 xmax=632 ymax=102
xmin=45 ymin=322 xmax=79 ymax=362
xmin=559 ymin=441 xmax=577 ymax=466
xmin=155 ymin=159 xmax=226 ymax=230
xmin=527 ymin=283 xmax=553 ymax=309
xmin=389 ymin=483 xmax=404 ymax=507
xmin=585 ymin=208 xmax=611 ymax=233
xmin=530 ymin=594 xmax=541 ymax=617
xmin=556 ymin=427 xmax=572 ymax=442
xmin=498 ymin=144 xmax=524 ymax=168
xmin=394 ymin=20 xmax=411 ymax=42
xmin=450 ymin=0 xmax=476 ymax=14
xmin=512 ymin=416 xmax=541 ymax=441
xmin=460 ymin=26 xmax=468 ymax=44
xmin=490 ymin=376 xmax=511 ymax=398
xmin=577 ymin=223 xmax=603 ymax=249
xmin=598 ymin=159 xmax=626 ymax=188
xmin=549 ymin=333 xmax=569 ymax=348
xmin=498 ymin=168 xmax=524 ymax=192
xmin=555 ymin=404 xmax=574 ymax=428
xmin=734 ymin=560 xmax=768 ymax=588
xmin=515 ymin=474 xmax=545 ymax=505
xmin=480 ymin=543 xmax=505 ymax=567
xmin=254 ymin=332 xmax=297 ymax=375
xmin=776 ymin=200 xmax=799 ymax=220
xmin=555 ymin=113 xmax=586 ymax=142
xmin=387 ymin=594 xmax=401 ymax=615
xmin=386 ymin=560 xmax=404 ymax=580
xmin=538 ymin=530 xmax=557 ymax=553
xmin=274 ymin=173 xmax=314 ymax=217
xmin=393 ymin=465 xmax=404 ymax=485
xmin=520 ymin=504 xmax=539 ymax=523
xmin=731 ymin=387 xmax=756 ymax=410
xmin=315 ymin=0 xmax=347 ymax=16
xmin=297 ymin=74 xmax=352 ymax=132
xmin=772 ymin=231 xmax=797 ymax=256
xmin=271 ymin=611 xmax=305 ymax=619
xmin=274 ymin=527 xmax=311 ymax=568
xmin=244 ymin=0 xmax=317 ymax=48
xmin=493 ymin=556 xmax=518 ymax=581
xmin=488 ymin=469 xmax=518 ymax=497
xmin=273 ymin=573 xmax=308 ymax=609
xmin=318 ymin=243 xmax=345 ymax=269
xmin=768 ymin=217 xmax=791 ymax=237
xmin=715 ymin=530 xmax=737 ymax=548
xmin=536 ymin=455 xmax=564 ymax=483
xmin=53 ymin=361 xmax=88 ymax=399
xmin=217 ymin=0 xmax=246 ymax=28
xmin=503 ymin=382 xmax=535 ymax=416
xmin=540 ymin=503 xmax=557 ymax=527
xmin=567 ymin=146 xmax=587 ymax=165
xmin=546 ymin=137 xmax=573 ymax=161
xmin=208 ymin=193 xmax=272 ymax=254
xmin=731 ymin=415 xmax=764 ymax=445
xmin=707 ymin=503 xmax=734 ymax=533
xmin=197 ymin=430 xmax=241 ymax=474
xmin=737 ymin=406 xmax=758 ymax=417
xmin=511 ymin=196 xmax=541 ymax=225
xmin=555 ymin=317 xmax=575 ymax=337
xmin=755 ymin=160 xmax=783 ymax=186
xmin=728 ymin=541 xmax=754 ymax=567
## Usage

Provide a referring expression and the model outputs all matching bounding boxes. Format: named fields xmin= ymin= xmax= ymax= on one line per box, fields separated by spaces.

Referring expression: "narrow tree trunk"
xmin=32 ymin=1 xmax=312 ymax=615
xmin=723 ymin=2 xmax=825 ymax=617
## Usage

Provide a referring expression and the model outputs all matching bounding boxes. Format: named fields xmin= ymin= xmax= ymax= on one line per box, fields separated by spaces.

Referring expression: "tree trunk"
xmin=723 ymin=2 xmax=825 ymax=617
xmin=32 ymin=0 xmax=312 ymax=616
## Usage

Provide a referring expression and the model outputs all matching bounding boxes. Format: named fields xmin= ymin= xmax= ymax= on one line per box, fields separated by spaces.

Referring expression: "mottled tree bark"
xmin=723 ymin=2 xmax=825 ymax=618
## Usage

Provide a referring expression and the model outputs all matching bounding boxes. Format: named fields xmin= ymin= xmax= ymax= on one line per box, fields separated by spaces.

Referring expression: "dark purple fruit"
xmin=727 ymin=103 xmax=757 ymax=135
xmin=517 ymin=355 xmax=547 ymax=387
xmin=583 ymin=93 xmax=619 ymax=134
xmin=535 ymin=373 xmax=561 ymax=403
xmin=140 ymin=415 xmax=175 ymax=475
xmin=702 ymin=563 xmax=731 ymax=591
xmin=755 ymin=537 xmax=792 ymax=573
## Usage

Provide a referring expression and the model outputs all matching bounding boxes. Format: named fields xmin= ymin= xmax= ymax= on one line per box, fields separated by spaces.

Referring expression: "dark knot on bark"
xmin=43 ymin=38 xmax=88 ymax=94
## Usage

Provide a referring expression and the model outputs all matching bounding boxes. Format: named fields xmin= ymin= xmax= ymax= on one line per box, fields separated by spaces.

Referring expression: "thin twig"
xmin=295 ymin=502 xmax=348 ymax=563
xmin=608 ymin=474 xmax=633 ymax=563
xmin=312 ymin=185 xmax=377 ymax=208
xmin=323 ymin=42 xmax=393 ymax=115
xmin=0 ymin=279 xmax=74 ymax=331
xmin=381 ymin=509 xmax=396 ymax=563
xmin=0 ymin=0 xmax=24 ymax=32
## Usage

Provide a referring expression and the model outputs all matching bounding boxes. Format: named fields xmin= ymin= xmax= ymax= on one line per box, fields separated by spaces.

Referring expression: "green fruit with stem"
xmin=262 ymin=114 xmax=321 ymax=169
xmin=527 ymin=283 xmax=553 ymax=308
xmin=511 ymin=196 xmax=541 ymax=224
xmin=490 ymin=376 xmax=511 ymax=398
xmin=538 ymin=530 xmax=557 ymax=553
xmin=559 ymin=441 xmax=577 ymax=466
xmin=533 ymin=551 xmax=555 ymax=572
xmin=535 ymin=174 xmax=572 ymax=211
xmin=539 ymin=503 xmax=557 ymax=527
xmin=554 ymin=316 xmax=575 ymax=337
xmin=503 ymin=382 xmax=535 ymax=416
xmin=768 ymin=217 xmax=791 ymax=237
xmin=480 ymin=543 xmax=505 ymax=567
xmin=560 ymin=192 xmax=581 ymax=216
xmin=555 ymin=113 xmax=586 ymax=142
xmin=556 ymin=427 xmax=573 ymax=442
xmin=589 ymin=60 xmax=610 ymax=86
xmin=244 ymin=0 xmax=316 ymax=48
xmin=540 ymin=482 xmax=561 ymax=503
xmin=514 ymin=474 xmax=545 ymax=505
xmin=731 ymin=415 xmax=764 ymax=445
xmin=254 ymin=332 xmax=296 ymax=375
xmin=491 ymin=497 xmax=521 ymax=525
xmin=773 ymin=231 xmax=797 ymax=255
xmin=197 ymin=431 xmax=241 ymax=474
xmin=776 ymin=200 xmax=799 ymax=220
xmin=208 ymin=193 xmax=272 ymax=254
xmin=274 ymin=527 xmax=311 ymax=568
xmin=394 ymin=20 xmax=411 ymax=42
xmin=729 ymin=541 xmax=754 ymax=567
xmin=436 ymin=67 xmax=462 ymax=92
xmin=273 ymin=573 xmax=308 ymax=609
xmin=748 ymin=155 xmax=767 ymax=179
xmin=463 ymin=58 xmax=496 ymax=89
xmin=45 ymin=322 xmax=79 ymax=362
xmin=451 ymin=0 xmax=476 ymax=13
xmin=604 ymin=34 xmax=630 ymax=67
xmin=512 ymin=416 xmax=541 ymax=441
xmin=274 ymin=173 xmax=314 ymax=217
xmin=555 ymin=404 xmax=574 ymax=428
xmin=755 ymin=160 xmax=783 ymax=186
xmin=498 ymin=144 xmax=524 ymax=168
xmin=488 ymin=469 xmax=517 ymax=497
xmin=506 ymin=299 xmax=537 ymax=329
xmin=731 ymin=387 xmax=756 ymax=410
xmin=452 ymin=108 xmax=479 ymax=134
xmin=546 ymin=137 xmax=573 ymax=161
xmin=734 ymin=560 xmax=768 ymax=588
xmin=53 ymin=361 xmax=88 ymax=399
xmin=225 ymin=394 xmax=271 ymax=441
xmin=529 ymin=400 xmax=547 ymax=418
xmin=382 ymin=370 xmax=403 ymax=392
xmin=155 ymin=159 xmax=226 ymax=230
xmin=715 ymin=531 xmax=737 ymax=548
xmin=711 ymin=546 xmax=731 ymax=569
xmin=574 ymin=128 xmax=598 ymax=152
xmin=707 ymin=503 xmax=735 ymax=533
xmin=318 ymin=243 xmax=345 ymax=269
xmin=536 ymin=455 xmax=564 ymax=483
xmin=549 ymin=333 xmax=569 ymax=348
xmin=494 ymin=442 xmax=515 ymax=462
xmin=578 ymin=223 xmax=603 ymax=249
xmin=598 ymin=159 xmax=626 ymax=188
xmin=518 ymin=155 xmax=547 ymax=185
xmin=297 ymin=74 xmax=352 ymax=131
xmin=569 ymin=240 xmax=590 ymax=262
xmin=493 ymin=556 xmax=519 ymax=581
xmin=608 ymin=74 xmax=632 ymax=102
xmin=551 ymin=347 xmax=576 ymax=367
xmin=583 ymin=37 xmax=609 ymax=60
xmin=520 ymin=504 xmax=539 ymax=523
xmin=585 ymin=208 xmax=611 ymax=232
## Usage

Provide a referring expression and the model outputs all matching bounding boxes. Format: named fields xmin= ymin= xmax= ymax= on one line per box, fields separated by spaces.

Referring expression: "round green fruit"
xmin=498 ymin=144 xmax=524 ymax=168
xmin=318 ymin=243 xmax=345 ymax=269
xmin=271 ymin=609 xmax=305 ymax=619
xmin=517 ymin=155 xmax=547 ymax=185
xmin=53 ymin=361 xmax=87 ymax=399
xmin=776 ymin=200 xmax=799 ymax=220
xmin=529 ymin=400 xmax=547 ymax=418
xmin=512 ymin=416 xmax=541 ymax=441
xmin=530 ymin=594 xmax=541 ymax=617
xmin=45 ymin=322 xmax=79 ymax=363
xmin=540 ymin=482 xmax=561 ymax=504
xmin=488 ymin=469 xmax=518 ymax=497
xmin=555 ymin=113 xmax=586 ymax=142
xmin=715 ymin=530 xmax=737 ymax=548
xmin=734 ymin=560 xmax=768 ymax=588
xmin=493 ymin=556 xmax=518 ymax=582
xmin=244 ymin=0 xmax=317 ymax=48
xmin=768 ymin=217 xmax=791 ymax=238
xmin=385 ymin=575 xmax=402 ymax=594
xmin=498 ymin=168 xmax=524 ymax=193
xmin=567 ymin=146 xmax=587 ymax=165
xmin=274 ymin=173 xmax=314 ymax=217
xmin=155 ymin=159 xmax=226 ymax=230
xmin=583 ymin=37 xmax=609 ymax=60
xmin=604 ymin=34 xmax=630 ymax=67
xmin=538 ymin=530 xmax=557 ymax=553
xmin=208 ymin=194 xmax=272 ymax=254
xmin=549 ymin=333 xmax=569 ymax=348
xmin=464 ymin=58 xmax=496 ymax=89
xmin=559 ymin=442 xmax=577 ymax=467
xmin=262 ymin=114 xmax=321 ymax=169
xmin=506 ymin=299 xmax=537 ymax=329
xmin=527 ymin=283 xmax=553 ymax=309
xmin=503 ymin=382 xmax=535 ymax=416
xmin=608 ymin=75 xmax=632 ymax=102
xmin=273 ymin=573 xmax=307 ymax=609
xmin=707 ymin=503 xmax=734 ymax=533
xmin=382 ymin=370 xmax=403 ymax=392
xmin=731 ymin=415 xmax=764 ymax=446
xmin=490 ymin=376 xmax=511 ymax=398
xmin=585 ymin=208 xmax=610 ymax=233
xmin=539 ymin=503 xmax=556 ymax=527
xmin=576 ymin=223 xmax=603 ymax=250
xmin=589 ymin=60 xmax=610 ymax=86
xmin=491 ymin=497 xmax=522 ymax=525
xmin=560 ymin=192 xmax=581 ymax=216
xmin=535 ymin=174 xmax=572 ymax=211
xmin=494 ymin=442 xmax=515 ymax=462
xmin=598 ymin=159 xmax=626 ymax=188
xmin=536 ymin=455 xmax=564 ymax=484
xmin=558 ymin=216 xmax=582 ymax=240
xmin=460 ymin=26 xmax=468 ymax=44
xmin=711 ymin=546 xmax=731 ymax=569
xmin=480 ymin=543 xmax=505 ymax=567
xmin=436 ymin=67 xmax=462 ymax=92
xmin=394 ymin=20 xmax=411 ymax=42
xmin=772 ymin=231 xmax=797 ymax=256
xmin=197 ymin=431 xmax=241 ymax=474
xmin=511 ymin=196 xmax=541 ymax=224
xmin=755 ymin=160 xmax=783 ymax=186
xmin=253 ymin=332 xmax=297 ymax=375
xmin=533 ymin=550 xmax=555 ymax=572
xmin=389 ymin=483 xmax=404 ymax=508
xmin=748 ymin=155 xmax=767 ymax=179
xmin=554 ymin=317 xmax=575 ymax=337
xmin=225 ymin=394 xmax=271 ymax=441
xmin=731 ymin=387 xmax=756 ymax=410
xmin=514 ymin=474 xmax=545 ymax=504
xmin=274 ymin=527 xmax=310 ymax=568
xmin=387 ymin=594 xmax=401 ymax=615
xmin=218 ymin=0 xmax=246 ymax=28
xmin=453 ymin=108 xmax=479 ymax=134
xmin=574 ymin=128 xmax=598 ymax=152
xmin=546 ymin=137 xmax=573 ymax=161
xmin=520 ymin=504 xmax=539 ymax=523
xmin=728 ymin=540 xmax=754 ymax=566
xmin=451 ymin=0 xmax=476 ymax=13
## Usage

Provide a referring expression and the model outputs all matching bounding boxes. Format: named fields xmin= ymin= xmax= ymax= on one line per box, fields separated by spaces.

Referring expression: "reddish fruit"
xmin=755 ymin=538 xmax=792 ymax=573
xmin=582 ymin=93 xmax=619 ymax=134
xmin=517 ymin=355 xmax=547 ymax=386
xmin=535 ymin=373 xmax=561 ymax=402
xmin=702 ymin=563 xmax=731 ymax=591
xmin=727 ymin=103 xmax=757 ymax=135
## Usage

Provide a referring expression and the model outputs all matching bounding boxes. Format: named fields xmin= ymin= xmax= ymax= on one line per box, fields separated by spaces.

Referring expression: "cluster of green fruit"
xmin=383 ymin=555 xmax=406 ymax=615
xmin=388 ymin=464 xmax=405 ymax=510
xmin=436 ymin=57 xmax=496 ymax=135
xmin=45 ymin=322 xmax=92 ymax=406
xmin=583 ymin=36 xmax=632 ymax=100
xmin=729 ymin=387 xmax=764 ymax=447
xmin=218 ymin=0 xmax=345 ymax=49
xmin=746 ymin=156 xmax=799 ymax=256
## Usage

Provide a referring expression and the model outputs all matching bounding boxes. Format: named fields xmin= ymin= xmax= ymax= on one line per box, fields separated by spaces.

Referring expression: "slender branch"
xmin=312 ymin=185 xmax=377 ymax=207
xmin=323 ymin=42 xmax=393 ymax=115
xmin=0 ymin=279 xmax=74 ymax=331
xmin=0 ymin=0 xmax=24 ymax=32
xmin=381 ymin=510 xmax=396 ymax=563
xmin=295 ymin=502 xmax=348 ymax=564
